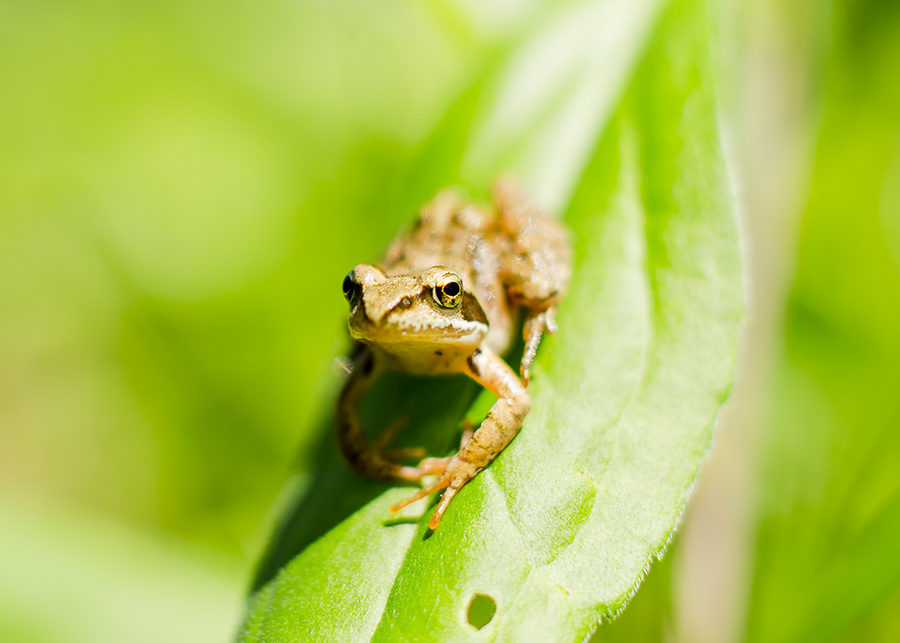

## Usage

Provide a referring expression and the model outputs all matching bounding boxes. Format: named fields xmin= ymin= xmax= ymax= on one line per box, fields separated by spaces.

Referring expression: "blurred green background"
xmin=0 ymin=0 xmax=897 ymax=642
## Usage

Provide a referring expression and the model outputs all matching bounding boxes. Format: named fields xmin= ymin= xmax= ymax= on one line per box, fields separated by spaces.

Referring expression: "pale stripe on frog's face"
xmin=344 ymin=264 xmax=489 ymax=356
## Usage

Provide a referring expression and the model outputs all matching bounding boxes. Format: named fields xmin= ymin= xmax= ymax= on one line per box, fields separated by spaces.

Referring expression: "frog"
xmin=337 ymin=178 xmax=571 ymax=529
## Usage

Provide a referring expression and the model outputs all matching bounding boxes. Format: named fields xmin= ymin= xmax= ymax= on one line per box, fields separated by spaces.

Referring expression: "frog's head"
xmin=342 ymin=264 xmax=489 ymax=355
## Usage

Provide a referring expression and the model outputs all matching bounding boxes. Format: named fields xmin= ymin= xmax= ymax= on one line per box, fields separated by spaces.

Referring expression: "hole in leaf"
xmin=467 ymin=593 xmax=496 ymax=630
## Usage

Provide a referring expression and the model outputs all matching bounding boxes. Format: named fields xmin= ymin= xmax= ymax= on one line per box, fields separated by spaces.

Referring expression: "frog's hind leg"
xmin=492 ymin=177 xmax=571 ymax=385
xmin=337 ymin=350 xmax=426 ymax=482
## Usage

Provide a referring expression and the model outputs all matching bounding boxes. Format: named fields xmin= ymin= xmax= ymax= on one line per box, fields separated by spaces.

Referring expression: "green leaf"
xmin=238 ymin=0 xmax=741 ymax=640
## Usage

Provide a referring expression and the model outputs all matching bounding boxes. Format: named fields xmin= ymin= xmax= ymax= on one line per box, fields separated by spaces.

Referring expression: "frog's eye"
xmin=433 ymin=274 xmax=463 ymax=309
xmin=342 ymin=273 xmax=356 ymax=301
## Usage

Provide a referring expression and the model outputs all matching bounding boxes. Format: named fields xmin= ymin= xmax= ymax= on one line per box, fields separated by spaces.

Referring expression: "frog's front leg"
xmin=390 ymin=347 xmax=530 ymax=529
xmin=520 ymin=306 xmax=558 ymax=385
xmin=337 ymin=350 xmax=426 ymax=482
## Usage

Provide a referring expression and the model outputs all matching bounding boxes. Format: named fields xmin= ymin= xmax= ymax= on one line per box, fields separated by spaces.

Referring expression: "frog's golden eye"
xmin=342 ymin=273 xmax=355 ymax=301
xmin=433 ymin=274 xmax=463 ymax=309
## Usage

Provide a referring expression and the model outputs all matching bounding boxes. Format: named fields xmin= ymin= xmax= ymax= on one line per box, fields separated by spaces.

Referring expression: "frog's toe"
xmin=417 ymin=456 xmax=451 ymax=475
xmin=428 ymin=485 xmax=462 ymax=530
xmin=389 ymin=482 xmax=440 ymax=514
xmin=427 ymin=469 xmax=475 ymax=528
xmin=389 ymin=456 xmax=481 ymax=528
xmin=392 ymin=464 xmax=430 ymax=482
xmin=388 ymin=458 xmax=452 ymax=513
xmin=386 ymin=455 xmax=447 ymax=484
xmin=519 ymin=363 xmax=532 ymax=387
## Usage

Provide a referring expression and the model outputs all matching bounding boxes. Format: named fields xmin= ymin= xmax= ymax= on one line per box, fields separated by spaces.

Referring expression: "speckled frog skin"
xmin=338 ymin=178 xmax=571 ymax=529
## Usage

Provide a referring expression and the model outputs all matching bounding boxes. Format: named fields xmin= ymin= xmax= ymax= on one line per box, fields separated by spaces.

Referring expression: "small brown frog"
xmin=338 ymin=178 xmax=571 ymax=529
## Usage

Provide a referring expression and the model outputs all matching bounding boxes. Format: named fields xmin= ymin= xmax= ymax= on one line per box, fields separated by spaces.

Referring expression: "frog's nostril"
xmin=466 ymin=593 xmax=496 ymax=630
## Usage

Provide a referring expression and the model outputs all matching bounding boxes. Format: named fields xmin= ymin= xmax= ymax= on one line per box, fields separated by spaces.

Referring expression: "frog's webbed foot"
xmin=389 ymin=455 xmax=480 ymax=530
xmin=520 ymin=307 xmax=557 ymax=386
xmin=384 ymin=420 xmax=476 ymax=508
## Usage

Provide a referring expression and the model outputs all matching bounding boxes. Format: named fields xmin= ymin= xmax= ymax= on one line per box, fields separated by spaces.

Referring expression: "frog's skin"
xmin=338 ymin=178 xmax=571 ymax=529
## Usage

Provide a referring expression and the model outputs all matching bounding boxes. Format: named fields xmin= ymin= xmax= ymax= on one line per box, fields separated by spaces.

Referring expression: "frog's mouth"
xmin=350 ymin=315 xmax=487 ymax=347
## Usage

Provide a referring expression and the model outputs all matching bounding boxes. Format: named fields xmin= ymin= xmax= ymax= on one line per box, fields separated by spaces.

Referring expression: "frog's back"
xmin=379 ymin=183 xmax=572 ymax=359
xmin=381 ymin=190 xmax=513 ymax=355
